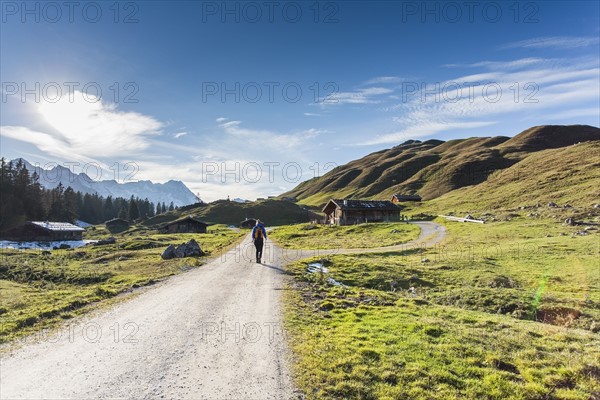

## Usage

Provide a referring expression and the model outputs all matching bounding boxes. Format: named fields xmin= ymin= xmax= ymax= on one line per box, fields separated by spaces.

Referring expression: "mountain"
xmin=18 ymin=159 xmax=200 ymax=207
xmin=281 ymin=125 xmax=600 ymax=207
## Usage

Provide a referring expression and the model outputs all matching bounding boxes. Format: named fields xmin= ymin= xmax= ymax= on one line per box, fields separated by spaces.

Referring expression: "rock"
xmin=420 ymin=258 xmax=430 ymax=263
xmin=164 ymin=239 xmax=205 ymax=259
xmin=548 ymin=202 xmax=558 ymax=207
xmin=464 ymin=214 xmax=474 ymax=220
xmin=58 ymin=244 xmax=71 ymax=249
xmin=95 ymin=237 xmax=116 ymax=246
xmin=563 ymin=204 xmax=573 ymax=208
xmin=594 ymin=204 xmax=600 ymax=209
xmin=585 ymin=226 xmax=597 ymax=231
xmin=391 ymin=229 xmax=400 ymax=233
xmin=41 ymin=250 xmax=51 ymax=256
xmin=161 ymin=244 xmax=176 ymax=260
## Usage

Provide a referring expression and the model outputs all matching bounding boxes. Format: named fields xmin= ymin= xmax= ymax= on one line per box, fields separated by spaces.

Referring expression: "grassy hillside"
xmin=281 ymin=125 xmax=599 ymax=207
xmin=422 ymin=141 xmax=600 ymax=215
xmin=143 ymin=199 xmax=318 ymax=227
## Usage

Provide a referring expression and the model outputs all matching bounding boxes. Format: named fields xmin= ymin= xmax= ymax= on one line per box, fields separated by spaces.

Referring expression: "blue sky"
xmin=1 ymin=1 xmax=599 ymax=201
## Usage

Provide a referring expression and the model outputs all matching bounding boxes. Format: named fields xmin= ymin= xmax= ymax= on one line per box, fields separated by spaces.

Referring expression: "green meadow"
xmin=282 ymin=216 xmax=600 ymax=399
xmin=270 ymin=222 xmax=420 ymax=250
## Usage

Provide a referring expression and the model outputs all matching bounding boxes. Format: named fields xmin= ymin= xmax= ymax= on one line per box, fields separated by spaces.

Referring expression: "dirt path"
xmin=1 ymin=235 xmax=296 ymax=400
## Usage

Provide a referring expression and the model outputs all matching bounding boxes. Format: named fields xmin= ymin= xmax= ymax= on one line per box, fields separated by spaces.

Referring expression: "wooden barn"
xmin=2 ymin=221 xmax=84 ymax=241
xmin=322 ymin=199 xmax=401 ymax=225
xmin=240 ymin=218 xmax=257 ymax=229
xmin=105 ymin=218 xmax=130 ymax=233
xmin=391 ymin=194 xmax=422 ymax=203
xmin=160 ymin=216 xmax=208 ymax=234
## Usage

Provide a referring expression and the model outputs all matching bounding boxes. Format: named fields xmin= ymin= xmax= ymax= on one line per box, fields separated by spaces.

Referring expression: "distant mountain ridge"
xmin=17 ymin=159 xmax=200 ymax=207
xmin=281 ymin=125 xmax=600 ymax=206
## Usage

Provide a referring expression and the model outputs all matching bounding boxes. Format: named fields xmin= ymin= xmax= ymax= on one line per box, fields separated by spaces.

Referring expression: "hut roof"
xmin=163 ymin=216 xmax=208 ymax=227
xmin=105 ymin=218 xmax=129 ymax=225
xmin=392 ymin=194 xmax=422 ymax=201
xmin=29 ymin=221 xmax=84 ymax=232
xmin=323 ymin=199 xmax=400 ymax=213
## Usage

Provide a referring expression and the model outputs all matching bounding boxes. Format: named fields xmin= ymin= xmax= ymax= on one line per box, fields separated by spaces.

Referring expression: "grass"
xmin=0 ymin=224 xmax=245 ymax=343
xmin=269 ymin=222 xmax=420 ymax=250
xmin=283 ymin=216 xmax=600 ymax=399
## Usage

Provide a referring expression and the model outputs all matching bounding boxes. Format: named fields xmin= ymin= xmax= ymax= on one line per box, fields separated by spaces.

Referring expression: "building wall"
xmin=166 ymin=221 xmax=207 ymax=233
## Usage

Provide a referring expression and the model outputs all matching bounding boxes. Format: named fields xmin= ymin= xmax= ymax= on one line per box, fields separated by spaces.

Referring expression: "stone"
xmin=176 ymin=239 xmax=203 ymax=258
xmin=548 ymin=202 xmax=558 ymax=207
xmin=161 ymin=244 xmax=176 ymax=260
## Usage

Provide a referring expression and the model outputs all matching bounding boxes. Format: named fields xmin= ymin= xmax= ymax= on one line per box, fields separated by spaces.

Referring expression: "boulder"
xmin=548 ymin=202 xmax=558 ymax=207
xmin=163 ymin=239 xmax=204 ymax=260
xmin=161 ymin=244 xmax=176 ymax=260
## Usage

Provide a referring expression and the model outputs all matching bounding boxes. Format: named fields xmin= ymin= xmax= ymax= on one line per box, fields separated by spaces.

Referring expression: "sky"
xmin=1 ymin=0 xmax=599 ymax=202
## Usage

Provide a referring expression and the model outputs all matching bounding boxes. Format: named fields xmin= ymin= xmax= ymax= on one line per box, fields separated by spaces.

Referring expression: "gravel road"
xmin=1 ymin=234 xmax=296 ymax=400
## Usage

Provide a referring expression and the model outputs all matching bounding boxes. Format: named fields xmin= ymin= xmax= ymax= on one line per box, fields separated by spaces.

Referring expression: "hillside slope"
xmin=143 ymin=199 xmax=316 ymax=227
xmin=425 ymin=141 xmax=600 ymax=213
xmin=282 ymin=125 xmax=599 ymax=206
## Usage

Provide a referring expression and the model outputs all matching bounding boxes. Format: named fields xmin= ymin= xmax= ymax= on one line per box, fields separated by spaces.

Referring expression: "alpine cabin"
xmin=322 ymin=199 xmax=401 ymax=226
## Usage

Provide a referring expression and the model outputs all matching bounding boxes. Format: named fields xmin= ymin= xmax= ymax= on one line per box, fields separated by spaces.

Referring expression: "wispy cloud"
xmin=361 ymin=55 xmax=600 ymax=145
xmin=319 ymin=87 xmax=393 ymax=106
xmin=173 ymin=131 xmax=188 ymax=139
xmin=443 ymin=58 xmax=549 ymax=70
xmin=362 ymin=76 xmax=403 ymax=85
xmin=501 ymin=36 xmax=600 ymax=50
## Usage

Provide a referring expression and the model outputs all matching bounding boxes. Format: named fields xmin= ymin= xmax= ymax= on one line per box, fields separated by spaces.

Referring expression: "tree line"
xmin=0 ymin=158 xmax=177 ymax=230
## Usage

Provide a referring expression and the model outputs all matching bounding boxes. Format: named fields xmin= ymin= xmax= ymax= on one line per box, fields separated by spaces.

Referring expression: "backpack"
xmin=254 ymin=226 xmax=263 ymax=239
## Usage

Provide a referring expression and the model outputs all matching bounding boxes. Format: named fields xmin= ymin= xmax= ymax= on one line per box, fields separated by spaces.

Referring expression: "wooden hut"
xmin=322 ymin=199 xmax=401 ymax=225
xmin=160 ymin=216 xmax=208 ymax=234
xmin=391 ymin=194 xmax=422 ymax=203
xmin=240 ymin=218 xmax=257 ymax=229
xmin=2 ymin=221 xmax=84 ymax=241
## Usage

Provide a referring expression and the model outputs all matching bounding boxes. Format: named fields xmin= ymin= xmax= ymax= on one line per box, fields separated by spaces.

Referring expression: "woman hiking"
xmin=251 ymin=220 xmax=267 ymax=263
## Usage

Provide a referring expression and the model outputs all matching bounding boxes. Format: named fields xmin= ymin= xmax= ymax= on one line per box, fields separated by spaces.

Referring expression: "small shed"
xmin=391 ymin=194 xmax=422 ymax=203
xmin=160 ymin=216 xmax=208 ymax=234
xmin=323 ymin=199 xmax=401 ymax=225
xmin=105 ymin=218 xmax=130 ymax=233
xmin=240 ymin=218 xmax=257 ymax=229
xmin=2 ymin=221 xmax=84 ymax=241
